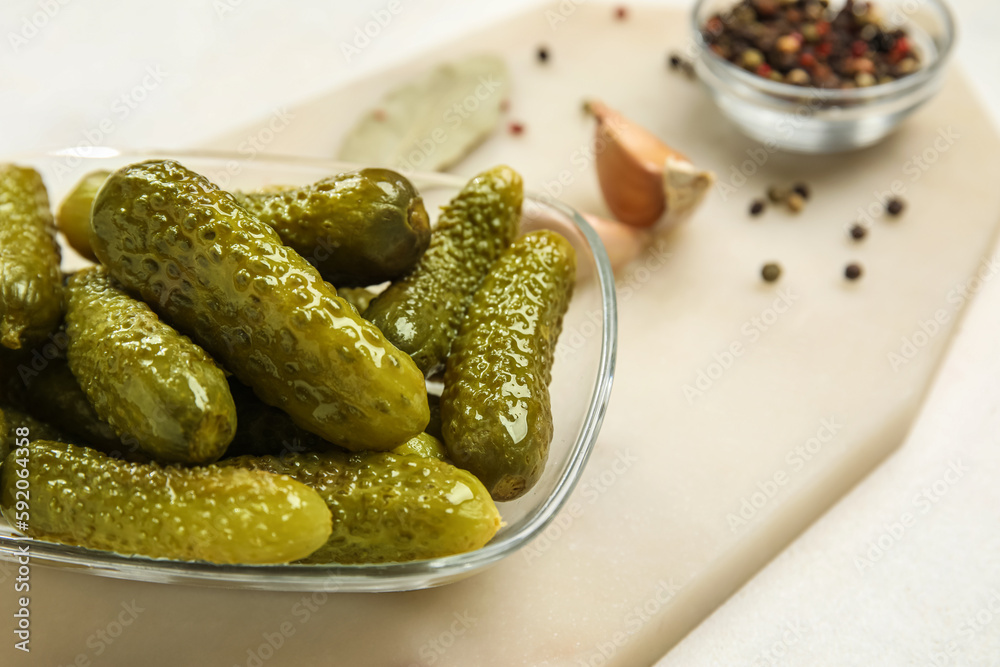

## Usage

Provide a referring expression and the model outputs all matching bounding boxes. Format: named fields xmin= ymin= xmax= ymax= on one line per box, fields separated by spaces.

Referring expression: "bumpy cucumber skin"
xmin=221 ymin=451 xmax=501 ymax=564
xmin=442 ymin=231 xmax=576 ymax=501
xmin=90 ymin=160 xmax=428 ymax=452
xmin=392 ymin=431 xmax=448 ymax=461
xmin=365 ymin=166 xmax=523 ymax=375
xmin=235 ymin=169 xmax=431 ymax=287
xmin=56 ymin=170 xmax=110 ymax=262
xmin=0 ymin=165 xmax=63 ymax=350
xmin=224 ymin=378 xmax=332 ymax=458
xmin=0 ymin=441 xmax=332 ymax=564
xmin=65 ymin=266 xmax=236 ymax=464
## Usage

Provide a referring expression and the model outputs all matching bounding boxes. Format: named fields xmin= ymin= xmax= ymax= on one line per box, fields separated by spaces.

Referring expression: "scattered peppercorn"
xmin=701 ymin=0 xmax=921 ymax=89
xmin=372 ymin=109 xmax=386 ymax=121
xmin=750 ymin=200 xmax=766 ymax=216
xmin=669 ymin=54 xmax=682 ymax=68
xmin=762 ymin=262 xmax=782 ymax=282
xmin=850 ymin=223 xmax=868 ymax=240
xmin=886 ymin=197 xmax=905 ymax=216
xmin=509 ymin=122 xmax=525 ymax=136
xmin=786 ymin=193 xmax=806 ymax=213
xmin=615 ymin=6 xmax=628 ymax=20
xmin=500 ymin=99 xmax=510 ymax=113
xmin=537 ymin=46 xmax=549 ymax=63
xmin=767 ymin=186 xmax=789 ymax=203
xmin=667 ymin=52 xmax=696 ymax=79
xmin=845 ymin=263 xmax=863 ymax=280
xmin=792 ymin=182 xmax=811 ymax=200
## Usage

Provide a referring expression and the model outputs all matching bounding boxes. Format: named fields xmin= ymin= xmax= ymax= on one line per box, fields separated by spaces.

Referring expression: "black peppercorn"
xmin=886 ymin=198 xmax=905 ymax=216
xmin=845 ymin=263 xmax=863 ymax=280
xmin=761 ymin=262 xmax=782 ymax=282
xmin=537 ymin=46 xmax=549 ymax=63
xmin=750 ymin=200 xmax=766 ymax=216
xmin=792 ymin=182 xmax=811 ymax=200
xmin=850 ymin=224 xmax=867 ymax=240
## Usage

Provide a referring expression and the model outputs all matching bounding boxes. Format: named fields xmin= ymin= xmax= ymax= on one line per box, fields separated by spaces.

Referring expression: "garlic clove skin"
xmin=589 ymin=99 xmax=714 ymax=229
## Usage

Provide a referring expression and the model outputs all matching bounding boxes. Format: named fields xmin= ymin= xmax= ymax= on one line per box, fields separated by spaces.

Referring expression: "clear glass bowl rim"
xmin=0 ymin=148 xmax=619 ymax=592
xmin=690 ymin=0 xmax=957 ymax=105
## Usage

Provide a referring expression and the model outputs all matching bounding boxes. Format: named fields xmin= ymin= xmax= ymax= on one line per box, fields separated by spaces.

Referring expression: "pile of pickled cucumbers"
xmin=0 ymin=159 xmax=576 ymax=565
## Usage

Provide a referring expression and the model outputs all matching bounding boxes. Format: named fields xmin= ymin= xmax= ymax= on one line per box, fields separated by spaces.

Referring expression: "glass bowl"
xmin=691 ymin=0 xmax=956 ymax=153
xmin=0 ymin=148 xmax=618 ymax=592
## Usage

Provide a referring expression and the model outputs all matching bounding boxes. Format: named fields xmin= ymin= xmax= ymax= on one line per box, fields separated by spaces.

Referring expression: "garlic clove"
xmin=583 ymin=212 xmax=651 ymax=273
xmin=588 ymin=99 xmax=714 ymax=229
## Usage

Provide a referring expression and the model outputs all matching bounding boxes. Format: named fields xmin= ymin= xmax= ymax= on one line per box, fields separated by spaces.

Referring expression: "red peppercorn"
xmin=372 ymin=109 xmax=386 ymax=121
xmin=892 ymin=36 xmax=910 ymax=56
xmin=509 ymin=122 xmax=525 ymax=136
xmin=851 ymin=40 xmax=868 ymax=57
xmin=706 ymin=16 xmax=723 ymax=34
xmin=799 ymin=52 xmax=817 ymax=69
xmin=815 ymin=21 xmax=830 ymax=37
xmin=615 ymin=6 xmax=628 ymax=20
xmin=816 ymin=41 xmax=833 ymax=57
xmin=756 ymin=63 xmax=773 ymax=77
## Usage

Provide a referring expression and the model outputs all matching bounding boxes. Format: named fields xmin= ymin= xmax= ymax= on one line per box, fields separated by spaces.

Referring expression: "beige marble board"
xmin=4 ymin=3 xmax=1000 ymax=667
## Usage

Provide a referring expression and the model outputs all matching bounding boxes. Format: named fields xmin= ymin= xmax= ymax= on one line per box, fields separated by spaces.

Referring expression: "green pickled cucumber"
xmin=442 ymin=231 xmax=576 ymax=501
xmin=425 ymin=393 xmax=443 ymax=440
xmin=220 ymin=450 xmax=501 ymax=564
xmin=337 ymin=286 xmax=379 ymax=315
xmin=56 ymin=170 xmax=109 ymax=262
xmin=224 ymin=378 xmax=332 ymax=458
xmin=393 ymin=432 xmax=448 ymax=460
xmin=0 ymin=404 xmax=72 ymax=444
xmin=1 ymin=441 xmax=332 ymax=564
xmin=65 ymin=266 xmax=236 ymax=464
xmin=235 ymin=169 xmax=431 ymax=287
xmin=91 ymin=160 xmax=428 ymax=452
xmin=365 ymin=165 xmax=523 ymax=375
xmin=0 ymin=165 xmax=63 ymax=350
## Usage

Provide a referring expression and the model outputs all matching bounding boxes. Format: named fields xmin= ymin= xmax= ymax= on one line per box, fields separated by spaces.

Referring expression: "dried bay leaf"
xmin=337 ymin=54 xmax=509 ymax=172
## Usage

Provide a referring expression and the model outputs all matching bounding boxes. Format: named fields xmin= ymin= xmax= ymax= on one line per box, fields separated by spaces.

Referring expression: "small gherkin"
xmin=365 ymin=165 xmax=523 ymax=375
xmin=442 ymin=231 xmax=576 ymax=501
xmin=56 ymin=170 xmax=110 ymax=262
xmin=220 ymin=450 xmax=501 ymax=564
xmin=234 ymin=169 xmax=431 ymax=287
xmin=0 ymin=165 xmax=63 ymax=350
xmin=0 ymin=441 xmax=333 ymax=564
xmin=90 ymin=160 xmax=429 ymax=452
xmin=65 ymin=266 xmax=236 ymax=464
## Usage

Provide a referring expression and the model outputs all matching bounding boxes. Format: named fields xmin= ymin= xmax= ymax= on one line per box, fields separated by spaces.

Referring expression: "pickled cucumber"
xmin=442 ymin=231 xmax=576 ymax=501
xmin=365 ymin=165 xmax=523 ymax=375
xmin=393 ymin=432 xmax=448 ymax=460
xmin=224 ymin=378 xmax=332 ymax=458
xmin=221 ymin=450 xmax=501 ymax=564
xmin=0 ymin=165 xmax=63 ymax=350
xmin=235 ymin=169 xmax=431 ymax=287
xmin=1 ymin=441 xmax=332 ymax=564
xmin=0 ymin=404 xmax=72 ymax=444
xmin=90 ymin=160 xmax=428 ymax=452
xmin=65 ymin=266 xmax=236 ymax=464
xmin=56 ymin=170 xmax=109 ymax=262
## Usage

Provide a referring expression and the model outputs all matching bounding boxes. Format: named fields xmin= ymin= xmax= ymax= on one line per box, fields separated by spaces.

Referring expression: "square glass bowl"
xmin=0 ymin=148 xmax=617 ymax=592
xmin=691 ymin=0 xmax=956 ymax=153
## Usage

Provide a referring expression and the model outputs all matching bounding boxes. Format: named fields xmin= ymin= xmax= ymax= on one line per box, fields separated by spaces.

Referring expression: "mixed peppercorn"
xmin=702 ymin=0 xmax=920 ymax=89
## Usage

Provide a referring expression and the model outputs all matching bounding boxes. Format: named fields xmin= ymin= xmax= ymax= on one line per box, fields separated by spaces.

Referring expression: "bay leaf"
xmin=337 ymin=54 xmax=509 ymax=173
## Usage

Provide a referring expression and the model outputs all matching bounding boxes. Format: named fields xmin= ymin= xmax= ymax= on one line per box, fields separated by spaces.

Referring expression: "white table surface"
xmin=2 ymin=1 xmax=999 ymax=664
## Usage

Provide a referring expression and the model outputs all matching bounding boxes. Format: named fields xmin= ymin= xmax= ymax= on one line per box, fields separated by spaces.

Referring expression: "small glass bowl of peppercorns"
xmin=690 ymin=0 xmax=955 ymax=153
